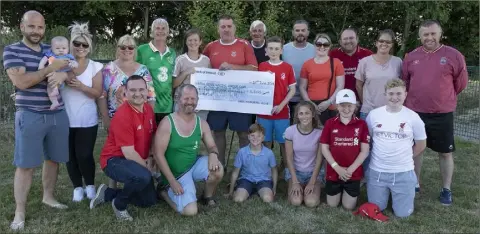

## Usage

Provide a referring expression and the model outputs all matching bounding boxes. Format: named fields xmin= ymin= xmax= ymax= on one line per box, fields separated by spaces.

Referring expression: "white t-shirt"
xmin=366 ymin=106 xmax=427 ymax=173
xmin=60 ymin=60 xmax=103 ymax=128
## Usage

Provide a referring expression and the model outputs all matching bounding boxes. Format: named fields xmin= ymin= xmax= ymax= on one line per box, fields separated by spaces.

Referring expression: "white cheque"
xmin=190 ymin=68 xmax=275 ymax=115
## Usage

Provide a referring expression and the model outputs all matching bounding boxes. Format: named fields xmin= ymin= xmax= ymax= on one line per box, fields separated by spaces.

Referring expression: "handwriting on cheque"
xmin=195 ymin=79 xmax=273 ymax=105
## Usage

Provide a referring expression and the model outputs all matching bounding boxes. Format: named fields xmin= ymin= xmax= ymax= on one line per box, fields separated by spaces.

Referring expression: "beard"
xmin=295 ymin=35 xmax=306 ymax=43
xmin=22 ymin=31 xmax=44 ymax=45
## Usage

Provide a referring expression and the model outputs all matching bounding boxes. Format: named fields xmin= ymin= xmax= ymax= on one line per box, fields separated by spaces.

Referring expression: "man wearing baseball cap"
xmin=320 ymin=89 xmax=370 ymax=211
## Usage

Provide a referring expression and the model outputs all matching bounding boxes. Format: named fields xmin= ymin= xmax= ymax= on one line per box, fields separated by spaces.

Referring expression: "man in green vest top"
xmin=154 ymin=84 xmax=224 ymax=216
xmin=137 ymin=18 xmax=176 ymax=124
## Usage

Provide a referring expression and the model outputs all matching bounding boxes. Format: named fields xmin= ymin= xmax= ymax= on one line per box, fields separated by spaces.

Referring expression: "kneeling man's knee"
xmin=182 ymin=202 xmax=198 ymax=216
xmin=261 ymin=194 xmax=274 ymax=203
xmin=394 ymin=208 xmax=414 ymax=218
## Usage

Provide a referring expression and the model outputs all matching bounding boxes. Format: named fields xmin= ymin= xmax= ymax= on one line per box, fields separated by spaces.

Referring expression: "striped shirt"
xmin=3 ymin=41 xmax=63 ymax=113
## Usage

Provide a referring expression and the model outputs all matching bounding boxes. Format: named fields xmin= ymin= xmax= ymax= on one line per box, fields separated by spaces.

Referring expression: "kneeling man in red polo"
xmin=90 ymin=75 xmax=158 ymax=221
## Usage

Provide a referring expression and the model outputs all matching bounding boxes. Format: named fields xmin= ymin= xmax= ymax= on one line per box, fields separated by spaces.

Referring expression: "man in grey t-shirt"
xmin=282 ymin=20 xmax=316 ymax=124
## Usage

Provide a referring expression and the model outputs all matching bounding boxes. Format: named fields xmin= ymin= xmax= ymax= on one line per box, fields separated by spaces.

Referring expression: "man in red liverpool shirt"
xmin=90 ymin=75 xmax=158 ymax=221
xmin=330 ymin=28 xmax=373 ymax=107
xmin=402 ymin=19 xmax=468 ymax=206
xmin=203 ymin=15 xmax=258 ymax=166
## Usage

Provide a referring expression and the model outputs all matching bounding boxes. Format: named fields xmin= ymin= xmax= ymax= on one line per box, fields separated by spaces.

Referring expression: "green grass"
xmin=0 ymin=129 xmax=479 ymax=233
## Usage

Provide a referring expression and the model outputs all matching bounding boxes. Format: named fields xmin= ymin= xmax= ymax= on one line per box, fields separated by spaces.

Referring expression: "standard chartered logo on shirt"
xmin=157 ymin=66 xmax=169 ymax=82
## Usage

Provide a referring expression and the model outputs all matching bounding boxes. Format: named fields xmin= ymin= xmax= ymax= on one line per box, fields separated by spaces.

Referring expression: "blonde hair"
xmin=314 ymin=33 xmax=332 ymax=44
xmin=116 ymin=34 xmax=137 ymax=60
xmin=385 ymin=78 xmax=406 ymax=92
xmin=68 ymin=21 xmax=93 ymax=54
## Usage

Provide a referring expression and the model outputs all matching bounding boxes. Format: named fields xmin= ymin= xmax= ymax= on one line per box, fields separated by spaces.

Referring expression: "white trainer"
xmin=85 ymin=185 xmax=96 ymax=200
xmin=73 ymin=187 xmax=84 ymax=202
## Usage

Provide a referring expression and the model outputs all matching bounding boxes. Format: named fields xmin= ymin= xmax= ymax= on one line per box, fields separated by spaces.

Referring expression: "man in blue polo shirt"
xmin=3 ymin=10 xmax=73 ymax=230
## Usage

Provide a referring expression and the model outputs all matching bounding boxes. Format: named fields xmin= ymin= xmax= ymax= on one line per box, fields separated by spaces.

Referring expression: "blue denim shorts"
xmin=284 ymin=167 xmax=325 ymax=185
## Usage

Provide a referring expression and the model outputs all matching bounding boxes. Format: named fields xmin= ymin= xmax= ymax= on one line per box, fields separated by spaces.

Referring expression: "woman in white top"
xmin=172 ymin=28 xmax=211 ymax=120
xmin=284 ymin=101 xmax=324 ymax=207
xmin=61 ymin=22 xmax=103 ymax=202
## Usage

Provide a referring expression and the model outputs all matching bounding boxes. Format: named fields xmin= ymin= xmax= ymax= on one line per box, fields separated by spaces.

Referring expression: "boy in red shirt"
xmin=320 ymin=89 xmax=369 ymax=210
xmin=257 ymin=36 xmax=296 ymax=168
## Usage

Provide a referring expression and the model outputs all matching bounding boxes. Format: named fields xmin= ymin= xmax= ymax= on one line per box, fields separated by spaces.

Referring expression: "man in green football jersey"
xmin=137 ymin=18 xmax=176 ymax=124
xmin=154 ymin=84 xmax=223 ymax=216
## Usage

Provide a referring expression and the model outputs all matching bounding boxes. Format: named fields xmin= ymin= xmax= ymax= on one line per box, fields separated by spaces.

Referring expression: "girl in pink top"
xmin=284 ymin=101 xmax=324 ymax=207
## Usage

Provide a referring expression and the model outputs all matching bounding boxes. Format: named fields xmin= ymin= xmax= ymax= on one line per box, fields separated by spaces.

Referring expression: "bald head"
xmin=21 ymin=10 xmax=44 ymax=23
xmin=20 ymin=10 xmax=46 ymax=45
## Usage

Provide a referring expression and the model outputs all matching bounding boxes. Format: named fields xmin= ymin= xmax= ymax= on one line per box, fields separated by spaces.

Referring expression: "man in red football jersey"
xmin=330 ymin=28 xmax=373 ymax=109
xmin=203 ymin=15 xmax=258 ymax=167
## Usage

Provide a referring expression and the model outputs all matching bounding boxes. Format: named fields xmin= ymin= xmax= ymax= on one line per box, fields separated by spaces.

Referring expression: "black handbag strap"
xmin=326 ymin=57 xmax=334 ymax=100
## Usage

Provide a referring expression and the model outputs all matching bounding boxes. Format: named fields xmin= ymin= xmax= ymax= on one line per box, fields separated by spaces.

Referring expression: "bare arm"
xmin=356 ymin=80 xmax=365 ymax=103
xmin=7 ymin=66 xmax=51 ymax=90
xmin=96 ymin=93 xmax=110 ymax=130
xmin=38 ymin=56 xmax=48 ymax=70
xmin=77 ymin=70 xmax=103 ymax=99
xmin=308 ymin=143 xmax=324 ymax=185
xmin=201 ymin=120 xmax=220 ymax=156
xmin=285 ymin=140 xmax=299 ymax=183
xmin=321 ymin=144 xmax=337 ymax=168
xmin=326 ymin=75 xmax=345 ymax=104
xmin=229 ymin=167 xmax=241 ymax=195
xmin=347 ymin=142 xmax=369 ymax=172
xmin=153 ymin=118 xmax=177 ymax=185
xmin=121 ymin=146 xmax=147 ymax=168
xmin=279 ymin=85 xmax=296 ymax=108
xmin=271 ymin=167 xmax=278 ymax=194
xmin=413 ymin=139 xmax=426 ymax=158
xmin=299 ymin=78 xmax=312 ymax=102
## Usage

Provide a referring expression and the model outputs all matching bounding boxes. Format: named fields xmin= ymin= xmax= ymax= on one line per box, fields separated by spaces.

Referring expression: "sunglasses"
xmin=315 ymin=42 xmax=331 ymax=48
xmin=118 ymin=45 xmax=135 ymax=51
xmin=72 ymin=41 xmax=89 ymax=48
xmin=377 ymin=39 xmax=393 ymax=44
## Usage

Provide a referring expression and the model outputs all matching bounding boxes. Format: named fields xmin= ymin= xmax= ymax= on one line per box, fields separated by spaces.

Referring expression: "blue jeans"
xmin=103 ymin=157 xmax=157 ymax=210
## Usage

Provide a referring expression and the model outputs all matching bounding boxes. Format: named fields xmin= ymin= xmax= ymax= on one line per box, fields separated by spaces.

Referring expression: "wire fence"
xmin=0 ymin=63 xmax=479 ymax=141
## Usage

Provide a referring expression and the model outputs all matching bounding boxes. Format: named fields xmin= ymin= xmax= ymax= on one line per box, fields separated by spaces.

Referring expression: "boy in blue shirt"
xmin=226 ymin=123 xmax=278 ymax=203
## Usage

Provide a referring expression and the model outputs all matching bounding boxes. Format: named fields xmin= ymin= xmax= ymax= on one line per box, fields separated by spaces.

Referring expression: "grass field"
xmin=0 ymin=129 xmax=479 ymax=233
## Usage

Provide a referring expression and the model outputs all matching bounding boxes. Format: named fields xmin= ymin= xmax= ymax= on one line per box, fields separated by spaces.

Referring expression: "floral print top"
xmin=102 ymin=61 xmax=155 ymax=117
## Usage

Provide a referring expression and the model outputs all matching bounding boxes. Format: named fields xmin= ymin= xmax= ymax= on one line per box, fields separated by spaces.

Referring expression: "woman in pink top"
xmin=284 ymin=101 xmax=324 ymax=207
xmin=355 ymin=29 xmax=402 ymax=120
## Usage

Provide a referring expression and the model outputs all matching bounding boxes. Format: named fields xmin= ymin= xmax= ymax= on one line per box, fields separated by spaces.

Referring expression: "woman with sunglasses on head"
xmin=61 ymin=22 xmax=103 ymax=202
xmin=299 ymin=33 xmax=345 ymax=126
xmin=99 ymin=34 xmax=155 ymax=189
xmin=354 ymin=29 xmax=402 ymax=180
xmin=172 ymin=28 xmax=211 ymax=120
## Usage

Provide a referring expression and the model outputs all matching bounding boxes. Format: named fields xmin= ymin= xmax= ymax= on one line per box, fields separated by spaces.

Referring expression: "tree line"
xmin=1 ymin=1 xmax=478 ymax=65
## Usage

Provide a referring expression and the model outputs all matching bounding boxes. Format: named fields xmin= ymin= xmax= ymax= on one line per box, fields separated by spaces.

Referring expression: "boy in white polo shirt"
xmin=365 ymin=79 xmax=426 ymax=218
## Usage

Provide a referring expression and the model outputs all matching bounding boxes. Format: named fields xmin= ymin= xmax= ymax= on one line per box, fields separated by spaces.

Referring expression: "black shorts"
xmin=325 ymin=180 xmax=361 ymax=197
xmin=155 ymin=113 xmax=170 ymax=125
xmin=288 ymin=102 xmax=298 ymax=125
xmin=417 ymin=112 xmax=455 ymax=153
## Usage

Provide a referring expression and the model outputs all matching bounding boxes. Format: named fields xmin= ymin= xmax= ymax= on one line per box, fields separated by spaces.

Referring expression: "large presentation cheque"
xmin=190 ymin=68 xmax=275 ymax=115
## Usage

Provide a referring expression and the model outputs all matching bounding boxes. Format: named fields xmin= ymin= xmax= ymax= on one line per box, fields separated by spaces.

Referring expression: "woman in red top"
xmin=299 ymin=33 xmax=345 ymax=125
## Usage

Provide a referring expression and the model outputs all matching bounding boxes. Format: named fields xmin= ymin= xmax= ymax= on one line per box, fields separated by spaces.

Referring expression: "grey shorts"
xmin=14 ymin=110 xmax=70 ymax=168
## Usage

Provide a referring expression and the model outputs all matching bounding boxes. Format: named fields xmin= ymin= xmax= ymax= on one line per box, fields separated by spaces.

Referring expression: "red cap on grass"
xmin=353 ymin=202 xmax=389 ymax=222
